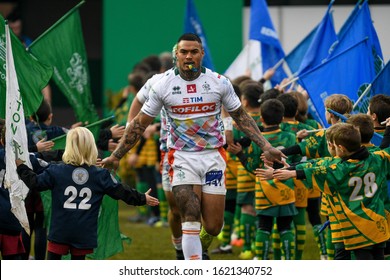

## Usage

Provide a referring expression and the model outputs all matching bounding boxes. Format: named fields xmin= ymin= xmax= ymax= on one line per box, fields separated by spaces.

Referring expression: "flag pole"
xmin=272 ymin=57 xmax=284 ymax=70
xmin=50 ymin=115 xmax=115 ymax=143
xmin=279 ymin=76 xmax=299 ymax=89
xmin=28 ymin=0 xmax=86 ymax=50
xmin=352 ymin=84 xmax=372 ymax=110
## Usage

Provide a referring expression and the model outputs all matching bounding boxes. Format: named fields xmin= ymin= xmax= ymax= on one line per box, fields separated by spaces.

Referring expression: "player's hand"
xmin=263 ymin=147 xmax=288 ymax=165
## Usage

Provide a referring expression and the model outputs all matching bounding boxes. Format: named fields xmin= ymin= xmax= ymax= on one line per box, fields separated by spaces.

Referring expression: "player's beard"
xmin=179 ymin=67 xmax=201 ymax=81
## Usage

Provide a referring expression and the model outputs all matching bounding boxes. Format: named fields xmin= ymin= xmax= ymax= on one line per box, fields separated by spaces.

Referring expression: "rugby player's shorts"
xmin=167 ymin=147 xmax=227 ymax=195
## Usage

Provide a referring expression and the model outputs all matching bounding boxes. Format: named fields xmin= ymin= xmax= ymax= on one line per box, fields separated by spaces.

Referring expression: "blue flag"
xmin=184 ymin=0 xmax=214 ymax=70
xmin=371 ymin=61 xmax=390 ymax=96
xmin=249 ymin=0 xmax=287 ymax=85
xmin=329 ymin=1 xmax=383 ymax=74
xmin=284 ymin=26 xmax=318 ymax=76
xmin=298 ymin=39 xmax=376 ymax=128
xmin=353 ymin=60 xmax=390 ymax=114
xmin=296 ymin=1 xmax=337 ymax=76
xmin=337 ymin=0 xmax=361 ymax=40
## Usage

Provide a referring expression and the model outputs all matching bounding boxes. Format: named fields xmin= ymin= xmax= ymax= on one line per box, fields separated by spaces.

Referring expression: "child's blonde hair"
xmin=62 ymin=127 xmax=97 ymax=166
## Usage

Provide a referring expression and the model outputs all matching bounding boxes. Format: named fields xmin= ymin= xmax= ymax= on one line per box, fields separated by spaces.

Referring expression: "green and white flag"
xmin=0 ymin=17 xmax=53 ymax=119
xmin=28 ymin=1 xmax=99 ymax=124
xmin=4 ymin=23 xmax=32 ymax=235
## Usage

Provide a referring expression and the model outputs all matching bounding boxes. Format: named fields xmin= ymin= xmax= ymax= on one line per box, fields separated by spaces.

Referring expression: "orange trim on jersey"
xmin=167 ymin=149 xmax=176 ymax=184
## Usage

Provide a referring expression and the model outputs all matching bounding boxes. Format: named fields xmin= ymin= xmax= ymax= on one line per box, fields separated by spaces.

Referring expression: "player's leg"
xmin=200 ymin=191 xmax=225 ymax=258
xmin=173 ymin=184 xmax=202 ymax=260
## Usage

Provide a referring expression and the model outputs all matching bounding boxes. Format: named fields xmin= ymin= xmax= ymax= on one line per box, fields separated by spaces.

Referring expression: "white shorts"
xmin=167 ymin=148 xmax=227 ymax=195
xmin=160 ymin=151 xmax=172 ymax=192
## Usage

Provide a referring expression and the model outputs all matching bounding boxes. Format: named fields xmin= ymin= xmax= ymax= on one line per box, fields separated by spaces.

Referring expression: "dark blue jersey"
xmin=26 ymin=121 xmax=67 ymax=146
xmin=17 ymin=162 xmax=146 ymax=249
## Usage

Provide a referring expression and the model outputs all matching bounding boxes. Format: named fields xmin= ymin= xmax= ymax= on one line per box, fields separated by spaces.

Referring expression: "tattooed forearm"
xmin=229 ymin=106 xmax=271 ymax=150
xmin=113 ymin=113 xmax=148 ymax=159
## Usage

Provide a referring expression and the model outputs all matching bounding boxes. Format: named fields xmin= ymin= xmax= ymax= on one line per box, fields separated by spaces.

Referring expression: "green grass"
xmin=109 ymin=201 xmax=322 ymax=260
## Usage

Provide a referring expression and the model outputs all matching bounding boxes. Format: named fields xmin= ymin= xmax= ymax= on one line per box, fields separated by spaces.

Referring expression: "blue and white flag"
xmin=184 ymin=0 xmax=214 ymax=70
xmin=249 ymin=0 xmax=287 ymax=86
xmin=298 ymin=39 xmax=376 ymax=128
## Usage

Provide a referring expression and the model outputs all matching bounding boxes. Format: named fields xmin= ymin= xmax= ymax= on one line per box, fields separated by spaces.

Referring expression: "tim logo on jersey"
xmin=205 ymin=170 xmax=223 ymax=187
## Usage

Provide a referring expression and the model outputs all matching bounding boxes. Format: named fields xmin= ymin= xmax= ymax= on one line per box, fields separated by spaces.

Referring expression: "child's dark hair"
xmin=346 ymin=114 xmax=374 ymax=144
xmin=260 ymin=99 xmax=285 ymax=126
xmin=240 ymin=81 xmax=264 ymax=108
xmin=369 ymin=94 xmax=390 ymax=124
xmin=258 ymin=88 xmax=281 ymax=106
xmin=277 ymin=93 xmax=298 ymax=118
xmin=32 ymin=99 xmax=52 ymax=123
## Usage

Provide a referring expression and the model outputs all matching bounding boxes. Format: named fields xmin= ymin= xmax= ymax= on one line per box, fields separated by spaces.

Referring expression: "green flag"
xmin=0 ymin=17 xmax=53 ymax=119
xmin=28 ymin=1 xmax=99 ymax=124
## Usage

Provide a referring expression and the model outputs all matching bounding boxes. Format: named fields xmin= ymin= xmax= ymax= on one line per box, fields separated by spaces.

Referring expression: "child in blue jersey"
xmin=16 ymin=127 xmax=159 ymax=260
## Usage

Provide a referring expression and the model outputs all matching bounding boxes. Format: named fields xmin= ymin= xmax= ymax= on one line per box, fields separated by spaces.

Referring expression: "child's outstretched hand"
xmin=255 ymin=164 xmax=274 ymax=180
xmin=273 ymin=169 xmax=296 ymax=181
xmin=145 ymin=188 xmax=159 ymax=206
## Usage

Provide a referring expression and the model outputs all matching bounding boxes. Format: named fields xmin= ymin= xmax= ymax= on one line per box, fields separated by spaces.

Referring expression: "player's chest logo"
xmin=187 ymin=84 xmax=197 ymax=93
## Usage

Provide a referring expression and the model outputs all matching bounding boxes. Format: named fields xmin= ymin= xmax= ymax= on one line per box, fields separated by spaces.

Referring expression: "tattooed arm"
xmin=229 ymin=106 xmax=286 ymax=163
xmin=100 ymin=112 xmax=154 ymax=170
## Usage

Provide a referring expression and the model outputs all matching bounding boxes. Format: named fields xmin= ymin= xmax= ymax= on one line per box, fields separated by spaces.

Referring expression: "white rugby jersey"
xmin=141 ymin=67 xmax=241 ymax=151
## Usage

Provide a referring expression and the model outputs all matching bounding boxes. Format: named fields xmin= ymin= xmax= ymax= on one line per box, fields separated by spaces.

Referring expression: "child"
xmin=233 ymin=99 xmax=298 ymax=260
xmin=367 ymin=94 xmax=390 ymax=135
xmin=16 ymin=127 xmax=159 ymax=260
xmin=271 ymin=123 xmax=390 ymax=259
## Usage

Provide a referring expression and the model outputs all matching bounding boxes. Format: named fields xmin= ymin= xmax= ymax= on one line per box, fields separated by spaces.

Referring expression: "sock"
xmin=200 ymin=226 xmax=214 ymax=252
xmin=293 ymin=207 xmax=306 ymax=260
xmin=326 ymin=229 xmax=335 ymax=260
xmin=220 ymin=211 xmax=234 ymax=246
xmin=182 ymin=222 xmax=202 ymax=260
xmin=240 ymin=213 xmax=256 ymax=252
xmin=233 ymin=205 xmax=241 ymax=237
xmin=271 ymin=222 xmax=281 ymax=260
xmin=171 ymin=236 xmax=182 ymax=251
xmin=280 ymin=230 xmax=295 ymax=260
xmin=313 ymin=224 xmax=327 ymax=256
xmin=157 ymin=187 xmax=168 ymax=222
xmin=255 ymin=229 xmax=271 ymax=260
